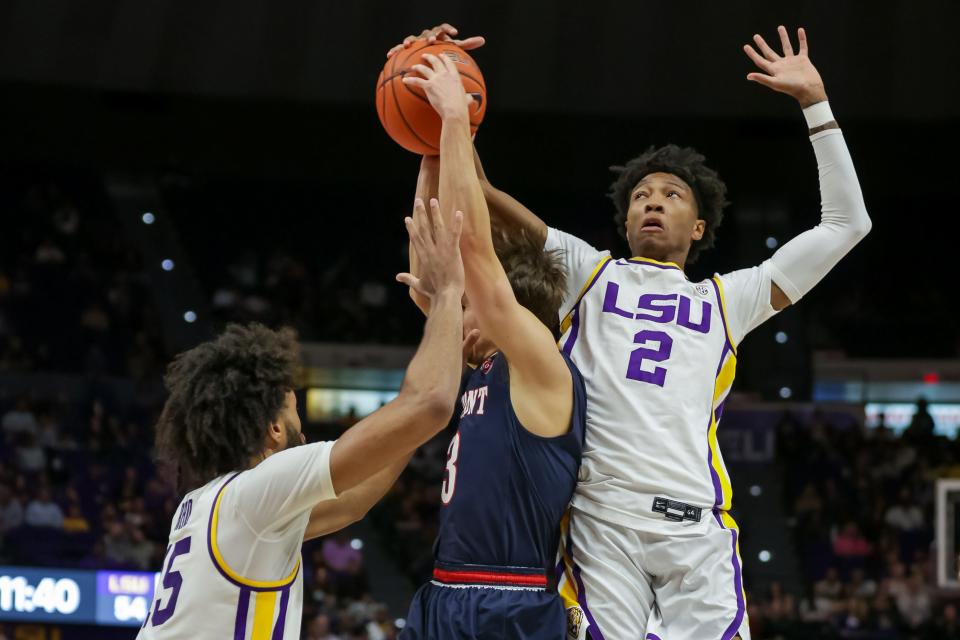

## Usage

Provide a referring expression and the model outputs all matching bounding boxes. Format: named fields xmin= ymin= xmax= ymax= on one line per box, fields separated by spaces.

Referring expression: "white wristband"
xmin=803 ymin=101 xmax=834 ymax=129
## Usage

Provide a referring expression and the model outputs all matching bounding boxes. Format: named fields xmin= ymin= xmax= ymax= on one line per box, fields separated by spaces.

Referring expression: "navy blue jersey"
xmin=435 ymin=351 xmax=586 ymax=575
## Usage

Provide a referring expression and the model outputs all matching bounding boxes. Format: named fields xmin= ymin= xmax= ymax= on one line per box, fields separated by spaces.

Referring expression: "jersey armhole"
xmin=207 ymin=472 xmax=301 ymax=591
xmin=559 ymin=256 xmax=613 ymax=336
xmin=710 ymin=276 xmax=738 ymax=357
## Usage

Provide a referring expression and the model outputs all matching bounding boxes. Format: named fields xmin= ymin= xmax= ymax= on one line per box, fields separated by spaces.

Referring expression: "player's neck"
xmin=630 ymin=248 xmax=688 ymax=270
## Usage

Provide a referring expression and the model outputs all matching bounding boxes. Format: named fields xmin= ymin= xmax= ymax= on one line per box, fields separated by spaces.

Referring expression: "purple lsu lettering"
xmin=601 ymin=282 xmax=712 ymax=333
xmin=599 ymin=282 xmax=713 ymax=387
xmin=460 ymin=386 xmax=489 ymax=418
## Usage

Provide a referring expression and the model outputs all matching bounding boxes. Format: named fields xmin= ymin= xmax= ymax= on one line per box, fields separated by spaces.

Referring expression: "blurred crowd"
xmin=747 ymin=402 xmax=957 ymax=639
xmin=0 ymin=173 xmax=165 ymax=378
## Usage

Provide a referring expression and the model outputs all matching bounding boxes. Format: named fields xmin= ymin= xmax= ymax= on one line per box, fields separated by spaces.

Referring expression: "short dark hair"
xmin=609 ymin=144 xmax=729 ymax=264
xmin=155 ymin=323 xmax=300 ymax=490
xmin=492 ymin=227 xmax=567 ymax=337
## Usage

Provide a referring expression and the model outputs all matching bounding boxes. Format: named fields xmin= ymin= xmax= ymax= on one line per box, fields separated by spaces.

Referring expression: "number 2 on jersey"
xmin=440 ymin=432 xmax=461 ymax=505
xmin=626 ymin=330 xmax=673 ymax=387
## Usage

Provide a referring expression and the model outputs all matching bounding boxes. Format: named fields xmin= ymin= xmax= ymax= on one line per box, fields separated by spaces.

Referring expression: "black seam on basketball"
xmin=457 ymin=70 xmax=484 ymax=88
xmin=390 ymin=62 xmax=437 ymax=152
xmin=402 ymin=81 xmax=432 ymax=105
xmin=379 ymin=69 xmax=407 ymax=89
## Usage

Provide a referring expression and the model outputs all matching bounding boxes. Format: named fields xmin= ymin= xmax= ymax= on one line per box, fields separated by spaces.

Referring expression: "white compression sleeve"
xmin=767 ymin=105 xmax=872 ymax=303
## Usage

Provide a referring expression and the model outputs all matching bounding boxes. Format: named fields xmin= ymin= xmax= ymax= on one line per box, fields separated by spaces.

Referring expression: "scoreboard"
xmin=0 ymin=566 xmax=156 ymax=627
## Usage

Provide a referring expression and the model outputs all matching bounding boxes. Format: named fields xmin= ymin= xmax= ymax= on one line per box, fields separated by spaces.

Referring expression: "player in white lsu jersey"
xmin=137 ymin=200 xmax=471 ymax=640
xmin=464 ymin=25 xmax=870 ymax=640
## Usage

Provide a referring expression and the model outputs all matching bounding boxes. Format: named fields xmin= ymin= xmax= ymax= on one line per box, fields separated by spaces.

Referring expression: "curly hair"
xmin=155 ymin=323 xmax=300 ymax=490
xmin=492 ymin=226 xmax=567 ymax=338
xmin=609 ymin=144 xmax=729 ymax=264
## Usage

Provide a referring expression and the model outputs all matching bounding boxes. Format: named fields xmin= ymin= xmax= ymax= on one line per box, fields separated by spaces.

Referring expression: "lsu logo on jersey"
xmin=566 ymin=606 xmax=588 ymax=640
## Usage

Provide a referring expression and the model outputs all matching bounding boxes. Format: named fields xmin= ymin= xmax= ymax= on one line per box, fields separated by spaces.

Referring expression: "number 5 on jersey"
xmin=441 ymin=432 xmax=461 ymax=505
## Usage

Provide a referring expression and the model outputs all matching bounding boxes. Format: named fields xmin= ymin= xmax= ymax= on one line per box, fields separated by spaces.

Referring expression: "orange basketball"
xmin=376 ymin=40 xmax=487 ymax=156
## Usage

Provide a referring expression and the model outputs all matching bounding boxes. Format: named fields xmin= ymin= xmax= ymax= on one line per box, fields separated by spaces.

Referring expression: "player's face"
xmin=279 ymin=390 xmax=305 ymax=450
xmin=624 ymin=172 xmax=705 ymax=265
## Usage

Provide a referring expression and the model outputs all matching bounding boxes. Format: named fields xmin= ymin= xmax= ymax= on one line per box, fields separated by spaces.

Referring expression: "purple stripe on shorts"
xmin=646 ymin=635 xmax=663 ymax=640
xmin=720 ymin=528 xmax=746 ymax=640
xmin=573 ymin=563 xmax=605 ymax=640
xmin=234 ymin=587 xmax=250 ymax=640
xmin=271 ymin=585 xmax=291 ymax=640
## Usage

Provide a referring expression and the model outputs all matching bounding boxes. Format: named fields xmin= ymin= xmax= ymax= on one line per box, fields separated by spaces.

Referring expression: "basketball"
xmin=376 ymin=40 xmax=487 ymax=155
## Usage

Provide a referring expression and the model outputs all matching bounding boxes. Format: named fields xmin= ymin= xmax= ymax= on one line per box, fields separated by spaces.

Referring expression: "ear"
xmin=266 ymin=420 xmax=284 ymax=450
xmin=692 ymin=219 xmax=706 ymax=241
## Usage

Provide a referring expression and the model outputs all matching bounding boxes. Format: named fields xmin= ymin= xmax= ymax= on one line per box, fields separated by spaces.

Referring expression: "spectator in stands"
xmin=904 ymin=397 xmax=936 ymax=444
xmin=885 ymin=487 xmax=925 ymax=532
xmin=62 ymin=502 xmax=91 ymax=534
xmin=896 ymin=568 xmax=932 ymax=630
xmin=322 ymin=531 xmax=368 ymax=598
xmin=1 ymin=397 xmax=37 ymax=442
xmin=847 ymin=567 xmax=877 ymax=599
xmin=926 ymin=602 xmax=960 ymax=640
xmin=832 ymin=520 xmax=872 ymax=560
xmin=103 ymin=519 xmax=133 ymax=566
xmin=13 ymin=432 xmax=46 ymax=474
xmin=867 ymin=592 xmax=902 ymax=635
xmin=126 ymin=526 xmax=156 ymax=570
xmin=0 ymin=484 xmax=23 ymax=534
xmin=304 ymin=613 xmax=340 ymax=640
xmin=23 ymin=486 xmax=64 ymax=528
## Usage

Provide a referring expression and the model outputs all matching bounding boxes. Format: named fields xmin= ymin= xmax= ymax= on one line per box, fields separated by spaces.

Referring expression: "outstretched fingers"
xmin=753 ymin=33 xmax=781 ymax=61
xmin=746 ymin=72 xmax=777 ymax=89
xmin=743 ymin=44 xmax=773 ymax=72
xmin=798 ymin=27 xmax=809 ymax=56
xmin=777 ymin=25 xmax=794 ymax=56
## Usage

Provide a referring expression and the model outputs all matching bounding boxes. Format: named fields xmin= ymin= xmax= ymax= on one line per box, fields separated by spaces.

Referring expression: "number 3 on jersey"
xmin=441 ymin=431 xmax=461 ymax=505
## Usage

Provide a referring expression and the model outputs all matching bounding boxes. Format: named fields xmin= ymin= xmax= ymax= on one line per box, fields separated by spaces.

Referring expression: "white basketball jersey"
xmin=546 ymin=228 xmax=779 ymax=532
xmin=137 ymin=441 xmax=336 ymax=639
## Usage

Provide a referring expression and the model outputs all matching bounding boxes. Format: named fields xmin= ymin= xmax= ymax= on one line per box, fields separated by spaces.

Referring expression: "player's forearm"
xmin=304 ymin=453 xmax=411 ymax=540
xmin=473 ymin=146 xmax=549 ymax=246
xmin=400 ymin=289 xmax=463 ymax=406
xmin=330 ymin=291 xmax=460 ymax=494
xmin=768 ymin=102 xmax=872 ymax=303
xmin=439 ymin=114 xmax=492 ymax=248
xmin=440 ymin=116 xmax=516 ymax=319
xmin=409 ymin=157 xmax=440 ymax=314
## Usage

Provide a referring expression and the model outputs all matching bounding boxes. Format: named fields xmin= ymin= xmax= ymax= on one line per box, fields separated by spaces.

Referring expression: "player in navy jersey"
xmin=395 ymin=49 xmax=588 ymax=639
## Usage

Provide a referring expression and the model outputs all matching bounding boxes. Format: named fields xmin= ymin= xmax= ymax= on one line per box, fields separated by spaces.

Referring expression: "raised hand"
xmin=743 ymin=26 xmax=828 ymax=107
xmin=402 ymin=53 xmax=474 ymax=121
xmin=387 ymin=23 xmax=485 ymax=59
xmin=397 ymin=198 xmax=465 ymax=300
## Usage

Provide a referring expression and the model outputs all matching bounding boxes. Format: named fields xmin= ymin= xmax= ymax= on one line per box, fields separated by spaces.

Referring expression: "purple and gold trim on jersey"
xmin=207 ymin=472 xmax=301 ymax=591
xmin=707 ymin=278 xmax=737 ymax=512
xmin=625 ymin=256 xmax=685 ymax=275
xmin=559 ymin=257 xmax=613 ymax=354
xmin=710 ymin=276 xmax=737 ymax=357
xmin=233 ymin=584 xmax=293 ymax=640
